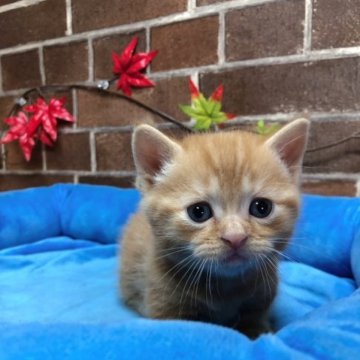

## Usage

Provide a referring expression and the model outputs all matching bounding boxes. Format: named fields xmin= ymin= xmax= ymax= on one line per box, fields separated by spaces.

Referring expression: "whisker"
xmin=186 ymin=258 xmax=203 ymax=308
xmin=178 ymin=258 xmax=200 ymax=315
xmin=208 ymin=259 xmax=214 ymax=306
xmin=258 ymin=255 xmax=273 ymax=298
xmin=260 ymin=254 xmax=278 ymax=290
xmin=153 ymin=247 xmax=189 ymax=261
xmin=194 ymin=259 xmax=207 ymax=308
xmin=157 ymin=254 xmax=194 ymax=285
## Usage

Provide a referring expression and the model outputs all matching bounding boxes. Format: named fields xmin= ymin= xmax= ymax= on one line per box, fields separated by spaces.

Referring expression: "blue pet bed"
xmin=0 ymin=184 xmax=359 ymax=359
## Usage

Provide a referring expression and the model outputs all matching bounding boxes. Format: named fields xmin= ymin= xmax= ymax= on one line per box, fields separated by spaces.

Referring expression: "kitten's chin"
xmin=223 ymin=252 xmax=247 ymax=264
xmin=216 ymin=258 xmax=254 ymax=277
xmin=199 ymin=252 xmax=255 ymax=277
xmin=215 ymin=249 xmax=268 ymax=276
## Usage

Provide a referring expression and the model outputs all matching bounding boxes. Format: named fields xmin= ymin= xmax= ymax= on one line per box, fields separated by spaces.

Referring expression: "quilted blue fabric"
xmin=0 ymin=184 xmax=359 ymax=359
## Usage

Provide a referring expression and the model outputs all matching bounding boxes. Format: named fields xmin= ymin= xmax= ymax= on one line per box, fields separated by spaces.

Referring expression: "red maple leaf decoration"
xmin=0 ymin=112 xmax=35 ymax=161
xmin=25 ymin=97 xmax=74 ymax=143
xmin=112 ymin=37 xmax=158 ymax=96
xmin=1 ymin=97 xmax=74 ymax=161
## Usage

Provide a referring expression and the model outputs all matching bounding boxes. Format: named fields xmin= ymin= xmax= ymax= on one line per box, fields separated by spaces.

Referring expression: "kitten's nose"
xmin=221 ymin=233 xmax=248 ymax=249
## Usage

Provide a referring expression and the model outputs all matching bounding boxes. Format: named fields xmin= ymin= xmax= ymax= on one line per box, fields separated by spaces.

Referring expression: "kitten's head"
xmin=132 ymin=119 xmax=309 ymax=275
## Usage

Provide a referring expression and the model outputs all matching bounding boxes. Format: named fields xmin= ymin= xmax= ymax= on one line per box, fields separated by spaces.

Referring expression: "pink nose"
xmin=221 ymin=233 xmax=248 ymax=249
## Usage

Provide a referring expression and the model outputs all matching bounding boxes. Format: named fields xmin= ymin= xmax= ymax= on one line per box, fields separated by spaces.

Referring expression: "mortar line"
xmin=71 ymin=88 xmax=78 ymax=129
xmin=41 ymin=143 xmax=47 ymax=171
xmin=89 ymin=131 xmax=97 ymax=172
xmin=54 ymin=112 xmax=360 ymax=135
xmin=0 ymin=169 xmax=357 ymax=181
xmin=218 ymin=11 xmax=226 ymax=65
xmin=1 ymin=144 xmax=6 ymax=170
xmin=38 ymin=47 xmax=46 ymax=85
xmin=145 ymin=26 xmax=151 ymax=74
xmin=303 ymin=0 xmax=313 ymax=52
xmin=0 ymin=0 xmax=45 ymax=14
xmin=88 ymin=38 xmax=94 ymax=82
xmin=301 ymin=173 xmax=360 ymax=181
xmin=65 ymin=0 xmax=73 ymax=36
xmin=187 ymin=0 xmax=197 ymax=12
xmin=145 ymin=26 xmax=151 ymax=53
xmin=224 ymin=112 xmax=360 ymax=123
xmin=191 ymin=72 xmax=199 ymax=88
xmin=150 ymin=48 xmax=360 ymax=79
xmin=0 ymin=169 xmax=137 ymax=176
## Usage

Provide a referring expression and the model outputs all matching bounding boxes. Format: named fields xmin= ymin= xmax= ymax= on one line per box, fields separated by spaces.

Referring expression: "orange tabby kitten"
xmin=120 ymin=118 xmax=309 ymax=338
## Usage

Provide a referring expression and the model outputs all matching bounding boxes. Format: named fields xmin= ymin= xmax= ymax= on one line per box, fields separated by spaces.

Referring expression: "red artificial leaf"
xmin=189 ymin=79 xmax=200 ymax=99
xmin=112 ymin=37 xmax=158 ymax=96
xmin=127 ymin=51 xmax=158 ymax=74
xmin=19 ymin=133 xmax=35 ymax=162
xmin=210 ymin=84 xmax=224 ymax=102
xmin=39 ymin=129 xmax=54 ymax=147
xmin=25 ymin=97 xmax=74 ymax=142
xmin=127 ymin=73 xmax=155 ymax=88
xmin=119 ymin=37 xmax=138 ymax=70
xmin=226 ymin=112 xmax=236 ymax=120
xmin=1 ymin=112 xmax=28 ymax=143
xmin=2 ymin=96 xmax=73 ymax=161
xmin=0 ymin=112 xmax=36 ymax=161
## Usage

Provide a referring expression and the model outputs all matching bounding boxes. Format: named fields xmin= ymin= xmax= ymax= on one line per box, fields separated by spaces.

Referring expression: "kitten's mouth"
xmin=222 ymin=251 xmax=247 ymax=264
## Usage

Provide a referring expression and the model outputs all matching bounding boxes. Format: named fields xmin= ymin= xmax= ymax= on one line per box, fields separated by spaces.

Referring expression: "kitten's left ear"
xmin=266 ymin=118 xmax=310 ymax=181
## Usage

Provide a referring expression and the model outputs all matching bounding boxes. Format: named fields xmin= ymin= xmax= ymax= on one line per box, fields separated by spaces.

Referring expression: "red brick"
xmin=72 ymin=0 xmax=187 ymax=33
xmin=93 ymin=31 xmax=146 ymax=80
xmin=77 ymin=76 xmax=189 ymax=127
xmin=301 ymin=180 xmax=356 ymax=197
xmin=1 ymin=50 xmax=41 ymax=91
xmin=313 ymin=0 xmax=360 ymax=49
xmin=0 ymin=0 xmax=66 ymax=49
xmin=46 ymin=133 xmax=91 ymax=170
xmin=226 ymin=1 xmax=304 ymax=61
xmin=79 ymin=175 xmax=135 ymax=188
xmin=0 ymin=96 xmax=15 ymax=131
xmin=200 ymin=57 xmax=360 ymax=115
xmin=135 ymin=77 xmax=190 ymax=123
xmin=95 ymin=132 xmax=134 ymax=171
xmin=44 ymin=41 xmax=89 ymax=85
xmin=151 ymin=16 xmax=219 ymax=72
xmin=0 ymin=175 xmax=73 ymax=192
xmin=4 ymin=141 xmax=43 ymax=170
xmin=303 ymin=119 xmax=360 ymax=174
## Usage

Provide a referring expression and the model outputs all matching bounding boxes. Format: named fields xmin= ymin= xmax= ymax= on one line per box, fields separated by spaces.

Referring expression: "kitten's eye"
xmin=187 ymin=202 xmax=213 ymax=223
xmin=249 ymin=198 xmax=273 ymax=218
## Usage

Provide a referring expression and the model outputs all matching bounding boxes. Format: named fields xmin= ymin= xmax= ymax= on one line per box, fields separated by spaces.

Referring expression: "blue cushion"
xmin=0 ymin=184 xmax=359 ymax=359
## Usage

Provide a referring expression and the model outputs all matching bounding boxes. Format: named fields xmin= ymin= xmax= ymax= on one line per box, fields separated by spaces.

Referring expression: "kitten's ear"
xmin=132 ymin=125 xmax=181 ymax=188
xmin=266 ymin=118 xmax=310 ymax=181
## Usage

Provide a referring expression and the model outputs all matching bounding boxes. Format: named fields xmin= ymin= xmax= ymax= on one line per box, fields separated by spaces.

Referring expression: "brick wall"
xmin=0 ymin=0 xmax=359 ymax=195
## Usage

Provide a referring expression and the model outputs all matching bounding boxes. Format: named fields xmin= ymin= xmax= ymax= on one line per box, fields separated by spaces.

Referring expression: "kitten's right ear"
xmin=132 ymin=125 xmax=181 ymax=188
xmin=266 ymin=118 xmax=310 ymax=182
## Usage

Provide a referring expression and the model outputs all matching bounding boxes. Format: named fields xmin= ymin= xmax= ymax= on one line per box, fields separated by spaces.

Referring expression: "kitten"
xmin=120 ymin=118 xmax=309 ymax=338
